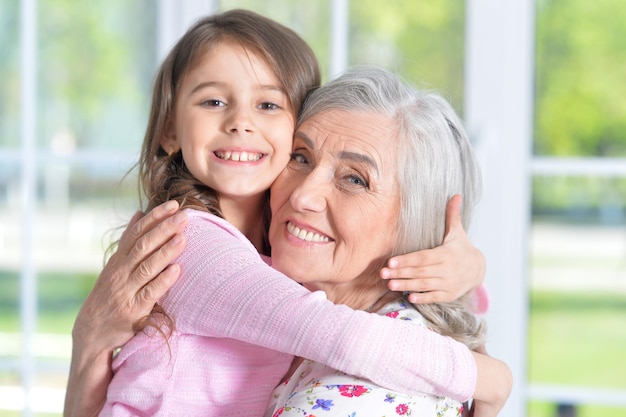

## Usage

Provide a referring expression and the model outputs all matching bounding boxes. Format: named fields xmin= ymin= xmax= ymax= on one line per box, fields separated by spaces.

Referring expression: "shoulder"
xmin=182 ymin=209 xmax=257 ymax=253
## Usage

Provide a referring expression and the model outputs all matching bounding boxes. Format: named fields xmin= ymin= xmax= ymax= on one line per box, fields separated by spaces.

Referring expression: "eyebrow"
xmin=190 ymin=81 xmax=220 ymax=95
xmin=190 ymin=81 xmax=286 ymax=95
xmin=294 ymin=131 xmax=379 ymax=174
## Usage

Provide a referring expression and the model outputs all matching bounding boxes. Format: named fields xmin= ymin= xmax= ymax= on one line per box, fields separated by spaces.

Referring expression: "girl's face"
xmin=268 ymin=109 xmax=401 ymax=303
xmin=162 ymin=40 xmax=295 ymax=202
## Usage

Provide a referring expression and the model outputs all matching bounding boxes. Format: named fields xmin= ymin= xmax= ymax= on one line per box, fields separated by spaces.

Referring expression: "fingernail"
xmin=388 ymin=259 xmax=398 ymax=268
xmin=380 ymin=269 xmax=390 ymax=279
xmin=173 ymin=212 xmax=188 ymax=225
xmin=164 ymin=264 xmax=181 ymax=283
xmin=163 ymin=200 xmax=178 ymax=212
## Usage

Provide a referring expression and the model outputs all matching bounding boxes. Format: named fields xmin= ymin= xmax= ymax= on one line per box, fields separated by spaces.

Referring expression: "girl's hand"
xmin=380 ymin=195 xmax=485 ymax=304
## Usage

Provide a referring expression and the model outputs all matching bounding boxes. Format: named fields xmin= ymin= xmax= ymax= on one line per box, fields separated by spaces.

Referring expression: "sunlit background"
xmin=1 ymin=0 xmax=625 ymax=416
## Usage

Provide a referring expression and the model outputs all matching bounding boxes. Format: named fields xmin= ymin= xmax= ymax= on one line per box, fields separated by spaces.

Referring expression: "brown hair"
xmin=139 ymin=9 xmax=320 ymax=240
xmin=132 ymin=9 xmax=320 ymax=335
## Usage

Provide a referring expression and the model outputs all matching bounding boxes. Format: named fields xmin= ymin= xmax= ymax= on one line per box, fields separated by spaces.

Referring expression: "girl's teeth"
xmin=216 ymin=151 xmax=262 ymax=162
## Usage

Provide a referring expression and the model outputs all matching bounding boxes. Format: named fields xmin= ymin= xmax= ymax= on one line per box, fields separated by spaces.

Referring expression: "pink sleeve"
xmin=160 ymin=211 xmax=477 ymax=401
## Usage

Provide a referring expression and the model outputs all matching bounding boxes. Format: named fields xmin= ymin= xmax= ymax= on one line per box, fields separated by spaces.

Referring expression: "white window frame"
xmin=465 ymin=1 xmax=534 ymax=415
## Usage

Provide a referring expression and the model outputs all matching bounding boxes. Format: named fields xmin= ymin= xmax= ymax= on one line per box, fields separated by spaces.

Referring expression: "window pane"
xmin=529 ymin=175 xmax=626 ymax=415
xmin=38 ymin=0 xmax=157 ymax=151
xmin=0 ymin=1 xmax=157 ymax=414
xmin=0 ymin=0 xmax=19 ymax=148
xmin=350 ymin=0 xmax=465 ymax=109
xmin=532 ymin=1 xmax=626 ymax=412
xmin=219 ymin=0 xmax=332 ymax=79
xmin=534 ymin=0 xmax=626 ymax=157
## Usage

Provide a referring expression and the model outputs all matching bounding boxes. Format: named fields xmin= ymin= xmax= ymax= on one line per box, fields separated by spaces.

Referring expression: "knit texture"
xmin=101 ymin=210 xmax=477 ymax=416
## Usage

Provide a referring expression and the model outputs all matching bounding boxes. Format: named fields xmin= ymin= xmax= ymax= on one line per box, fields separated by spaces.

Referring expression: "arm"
xmin=162 ymin=210 xmax=477 ymax=401
xmin=380 ymin=195 xmax=486 ymax=305
xmin=470 ymin=348 xmax=513 ymax=417
xmin=63 ymin=202 xmax=187 ymax=417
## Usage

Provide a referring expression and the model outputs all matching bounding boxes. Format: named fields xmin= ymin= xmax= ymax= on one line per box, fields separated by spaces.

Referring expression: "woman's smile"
xmin=286 ymin=221 xmax=331 ymax=243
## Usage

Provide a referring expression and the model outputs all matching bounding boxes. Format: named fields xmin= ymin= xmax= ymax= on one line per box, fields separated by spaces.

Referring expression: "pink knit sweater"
xmin=101 ymin=210 xmax=477 ymax=416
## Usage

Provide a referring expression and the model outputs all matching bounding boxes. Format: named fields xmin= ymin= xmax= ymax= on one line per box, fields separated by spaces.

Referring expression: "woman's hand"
xmin=73 ymin=200 xmax=188 ymax=350
xmin=64 ymin=201 xmax=187 ymax=417
xmin=380 ymin=195 xmax=485 ymax=304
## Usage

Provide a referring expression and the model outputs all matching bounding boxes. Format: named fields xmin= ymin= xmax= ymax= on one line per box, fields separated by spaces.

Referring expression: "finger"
xmin=380 ymin=262 xmax=442 ymax=280
xmin=385 ymin=248 xmax=442 ymax=270
xmin=386 ymin=277 xmax=442 ymax=293
xmin=444 ymin=194 xmax=463 ymax=239
xmin=118 ymin=211 xmax=145 ymax=251
xmin=406 ymin=290 xmax=452 ymax=304
xmin=121 ymin=200 xmax=181 ymax=255
xmin=137 ymin=263 xmax=181 ymax=307
xmin=131 ymin=232 xmax=186 ymax=289
xmin=129 ymin=209 xmax=188 ymax=268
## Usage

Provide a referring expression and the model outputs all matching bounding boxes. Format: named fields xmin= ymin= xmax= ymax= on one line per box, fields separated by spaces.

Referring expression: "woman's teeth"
xmin=287 ymin=222 xmax=330 ymax=243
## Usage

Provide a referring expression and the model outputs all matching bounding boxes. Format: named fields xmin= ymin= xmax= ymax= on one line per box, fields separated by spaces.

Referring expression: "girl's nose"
xmin=225 ymin=105 xmax=254 ymax=134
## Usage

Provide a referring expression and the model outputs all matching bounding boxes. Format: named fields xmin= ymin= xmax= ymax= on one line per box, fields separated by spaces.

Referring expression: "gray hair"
xmin=299 ymin=66 xmax=486 ymax=349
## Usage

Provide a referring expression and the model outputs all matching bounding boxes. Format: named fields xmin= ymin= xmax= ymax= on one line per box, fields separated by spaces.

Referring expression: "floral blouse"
xmin=265 ymin=299 xmax=464 ymax=417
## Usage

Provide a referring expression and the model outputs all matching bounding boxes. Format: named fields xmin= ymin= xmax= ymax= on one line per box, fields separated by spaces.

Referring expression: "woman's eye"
xmin=347 ymin=174 xmax=369 ymax=188
xmin=290 ymin=152 xmax=308 ymax=164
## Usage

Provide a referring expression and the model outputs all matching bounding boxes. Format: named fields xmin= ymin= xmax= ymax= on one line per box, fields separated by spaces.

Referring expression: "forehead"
xmin=178 ymin=40 xmax=279 ymax=95
xmin=296 ymin=109 xmax=396 ymax=151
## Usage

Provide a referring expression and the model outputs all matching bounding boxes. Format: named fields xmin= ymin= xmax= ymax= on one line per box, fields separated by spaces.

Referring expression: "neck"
xmin=220 ymin=193 xmax=267 ymax=253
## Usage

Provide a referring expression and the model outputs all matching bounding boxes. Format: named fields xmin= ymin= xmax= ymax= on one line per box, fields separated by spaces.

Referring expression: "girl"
xmin=65 ymin=9 xmax=497 ymax=417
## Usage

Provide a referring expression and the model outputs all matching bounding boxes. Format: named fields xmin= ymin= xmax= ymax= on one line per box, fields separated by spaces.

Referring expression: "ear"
xmin=160 ymin=119 xmax=180 ymax=155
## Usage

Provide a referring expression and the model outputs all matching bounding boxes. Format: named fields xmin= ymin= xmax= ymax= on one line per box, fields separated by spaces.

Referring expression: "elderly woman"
xmin=265 ymin=67 xmax=494 ymax=416
xmin=65 ymin=68 xmax=510 ymax=416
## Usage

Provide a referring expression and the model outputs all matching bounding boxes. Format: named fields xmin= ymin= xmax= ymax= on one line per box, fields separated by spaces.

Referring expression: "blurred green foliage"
xmin=349 ymin=0 xmax=464 ymax=108
xmin=532 ymin=176 xmax=626 ymax=223
xmin=535 ymin=0 xmax=626 ymax=157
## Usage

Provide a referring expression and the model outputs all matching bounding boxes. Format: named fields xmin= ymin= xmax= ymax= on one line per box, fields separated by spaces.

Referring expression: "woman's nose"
xmin=288 ymin=168 xmax=328 ymax=213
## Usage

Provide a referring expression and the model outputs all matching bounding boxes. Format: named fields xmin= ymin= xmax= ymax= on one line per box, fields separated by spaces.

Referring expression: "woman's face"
xmin=269 ymin=109 xmax=401 ymax=296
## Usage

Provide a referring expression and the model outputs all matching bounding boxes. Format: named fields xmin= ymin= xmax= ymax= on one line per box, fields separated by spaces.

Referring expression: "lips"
xmin=286 ymin=221 xmax=330 ymax=243
xmin=214 ymin=150 xmax=264 ymax=162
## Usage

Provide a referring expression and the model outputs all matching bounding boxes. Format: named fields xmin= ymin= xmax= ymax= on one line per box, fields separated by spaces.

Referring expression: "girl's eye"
xmin=259 ymin=102 xmax=280 ymax=111
xmin=202 ymin=99 xmax=224 ymax=107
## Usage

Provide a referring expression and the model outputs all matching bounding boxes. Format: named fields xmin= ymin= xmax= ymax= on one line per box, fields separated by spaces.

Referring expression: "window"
xmin=527 ymin=0 xmax=626 ymax=415
xmin=2 ymin=1 xmax=624 ymax=416
xmin=1 ymin=1 xmax=157 ymax=414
